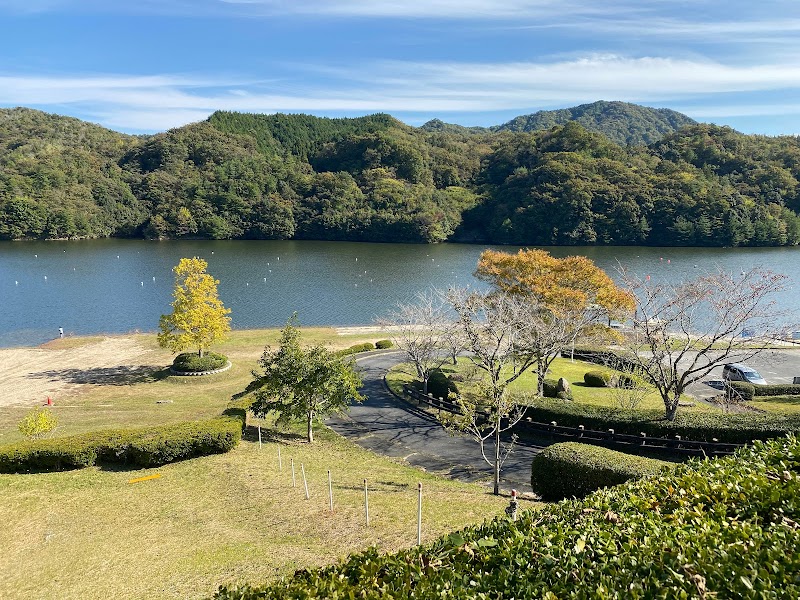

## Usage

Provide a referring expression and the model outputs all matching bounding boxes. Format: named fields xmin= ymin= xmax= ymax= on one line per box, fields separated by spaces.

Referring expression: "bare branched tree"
xmin=443 ymin=288 xmax=544 ymax=495
xmin=377 ymin=290 xmax=453 ymax=394
xmin=617 ymin=266 xmax=787 ymax=421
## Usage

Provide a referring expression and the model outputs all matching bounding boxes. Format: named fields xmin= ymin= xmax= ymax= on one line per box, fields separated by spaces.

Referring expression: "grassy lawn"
xmin=387 ymin=357 xmax=713 ymax=413
xmin=0 ymin=328 xmax=387 ymax=444
xmin=0 ymin=423 xmax=511 ymax=600
xmin=0 ymin=329 xmax=516 ymax=599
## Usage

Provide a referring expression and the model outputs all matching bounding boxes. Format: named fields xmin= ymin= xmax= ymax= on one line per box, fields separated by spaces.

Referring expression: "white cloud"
xmin=3 ymin=54 xmax=800 ymax=132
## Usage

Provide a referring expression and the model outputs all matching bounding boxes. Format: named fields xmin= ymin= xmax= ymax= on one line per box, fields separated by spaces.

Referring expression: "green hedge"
xmin=522 ymin=397 xmax=800 ymax=444
xmin=375 ymin=339 xmax=393 ymax=349
xmin=427 ymin=369 xmax=459 ymax=400
xmin=171 ymin=352 xmax=228 ymax=373
xmin=753 ymin=383 xmax=800 ymax=397
xmin=336 ymin=342 xmax=375 ymax=356
xmin=0 ymin=411 xmax=245 ymax=473
xmin=727 ymin=381 xmax=755 ymax=400
xmin=583 ymin=370 xmax=611 ymax=387
xmin=542 ymin=378 xmax=559 ymax=398
xmin=530 ymin=442 xmax=673 ymax=500
xmin=213 ymin=436 xmax=800 ymax=599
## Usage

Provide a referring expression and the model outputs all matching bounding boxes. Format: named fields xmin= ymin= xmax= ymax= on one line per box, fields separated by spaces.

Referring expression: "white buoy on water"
xmin=44 ymin=276 xmax=47 ymax=281
xmin=141 ymin=282 xmax=144 ymax=286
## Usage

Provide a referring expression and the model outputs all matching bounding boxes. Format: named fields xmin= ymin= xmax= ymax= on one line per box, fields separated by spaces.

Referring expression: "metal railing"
xmin=400 ymin=384 xmax=744 ymax=457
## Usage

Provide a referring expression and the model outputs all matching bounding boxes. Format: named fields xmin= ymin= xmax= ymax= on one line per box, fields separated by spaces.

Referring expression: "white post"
xmin=328 ymin=470 xmax=333 ymax=511
xmin=258 ymin=425 xmax=262 ymax=450
xmin=364 ymin=479 xmax=369 ymax=526
xmin=278 ymin=446 xmax=282 ymax=470
xmin=301 ymin=464 xmax=309 ymax=500
xmin=417 ymin=482 xmax=422 ymax=545
xmin=291 ymin=458 xmax=296 ymax=488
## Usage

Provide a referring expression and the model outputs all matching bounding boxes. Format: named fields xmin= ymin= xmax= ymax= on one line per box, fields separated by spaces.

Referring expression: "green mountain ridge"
xmin=1 ymin=104 xmax=799 ymax=247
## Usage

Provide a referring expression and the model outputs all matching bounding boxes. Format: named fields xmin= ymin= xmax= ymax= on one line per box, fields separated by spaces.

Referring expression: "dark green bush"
xmin=375 ymin=339 xmax=393 ymax=349
xmin=583 ymin=370 xmax=611 ymax=387
xmin=542 ymin=378 xmax=559 ymax=398
xmin=727 ymin=380 xmax=755 ymax=400
xmin=752 ymin=383 xmax=800 ymax=397
xmin=523 ymin=397 xmax=800 ymax=443
xmin=213 ymin=436 xmax=800 ymax=599
xmin=427 ymin=369 xmax=459 ymax=400
xmin=337 ymin=342 xmax=375 ymax=356
xmin=171 ymin=352 xmax=228 ymax=373
xmin=531 ymin=442 xmax=673 ymax=500
xmin=0 ymin=413 xmax=245 ymax=473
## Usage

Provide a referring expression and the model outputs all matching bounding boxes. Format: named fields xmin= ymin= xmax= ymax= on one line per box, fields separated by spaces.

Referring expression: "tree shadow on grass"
xmin=242 ymin=423 xmax=305 ymax=444
xmin=26 ymin=365 xmax=170 ymax=386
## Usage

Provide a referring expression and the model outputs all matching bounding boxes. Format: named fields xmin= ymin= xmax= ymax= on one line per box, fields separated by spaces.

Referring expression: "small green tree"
xmin=158 ymin=257 xmax=231 ymax=357
xmin=248 ymin=316 xmax=364 ymax=443
xmin=18 ymin=407 xmax=58 ymax=439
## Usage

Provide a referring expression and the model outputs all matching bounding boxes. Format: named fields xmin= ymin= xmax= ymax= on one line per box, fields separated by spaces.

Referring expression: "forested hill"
xmin=2 ymin=105 xmax=800 ymax=247
xmin=491 ymin=100 xmax=696 ymax=146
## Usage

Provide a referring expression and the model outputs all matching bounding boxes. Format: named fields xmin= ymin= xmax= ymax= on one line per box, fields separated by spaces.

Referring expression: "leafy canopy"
xmin=249 ymin=316 xmax=364 ymax=443
xmin=158 ymin=257 xmax=231 ymax=357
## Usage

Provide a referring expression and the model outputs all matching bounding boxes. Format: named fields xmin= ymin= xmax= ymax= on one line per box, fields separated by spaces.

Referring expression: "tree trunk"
xmin=423 ymin=376 xmax=429 ymax=395
xmin=307 ymin=409 xmax=314 ymax=443
xmin=198 ymin=347 xmax=203 ymax=358
xmin=537 ymin=362 xmax=547 ymax=396
xmin=493 ymin=416 xmax=501 ymax=495
xmin=665 ymin=397 xmax=679 ymax=421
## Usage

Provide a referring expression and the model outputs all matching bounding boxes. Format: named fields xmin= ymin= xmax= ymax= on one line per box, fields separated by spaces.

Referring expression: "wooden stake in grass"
xmin=278 ymin=446 xmax=282 ymax=470
xmin=258 ymin=425 xmax=262 ymax=450
xmin=364 ymin=478 xmax=370 ymax=526
xmin=328 ymin=470 xmax=333 ymax=511
xmin=417 ymin=482 xmax=423 ymax=545
xmin=291 ymin=458 xmax=296 ymax=488
xmin=301 ymin=464 xmax=309 ymax=500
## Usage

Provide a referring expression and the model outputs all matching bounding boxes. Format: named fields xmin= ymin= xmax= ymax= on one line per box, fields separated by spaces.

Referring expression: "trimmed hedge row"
xmin=530 ymin=442 xmax=673 ymax=500
xmin=375 ymin=339 xmax=393 ymax=349
xmin=213 ymin=436 xmax=800 ymax=599
xmin=523 ymin=397 xmax=800 ymax=444
xmin=0 ymin=409 xmax=246 ymax=473
xmin=583 ymin=370 xmax=611 ymax=387
xmin=336 ymin=342 xmax=375 ymax=356
xmin=172 ymin=352 xmax=228 ymax=373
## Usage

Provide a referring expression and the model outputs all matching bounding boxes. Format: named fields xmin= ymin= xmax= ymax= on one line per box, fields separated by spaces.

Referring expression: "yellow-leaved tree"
xmin=158 ymin=257 xmax=231 ymax=357
xmin=475 ymin=249 xmax=635 ymax=394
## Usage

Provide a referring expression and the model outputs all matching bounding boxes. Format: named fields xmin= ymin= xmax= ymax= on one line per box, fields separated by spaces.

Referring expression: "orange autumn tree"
xmin=475 ymin=249 xmax=634 ymax=395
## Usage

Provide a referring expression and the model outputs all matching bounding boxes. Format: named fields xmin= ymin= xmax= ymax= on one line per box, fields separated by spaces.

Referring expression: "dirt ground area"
xmin=0 ymin=336 xmax=167 ymax=407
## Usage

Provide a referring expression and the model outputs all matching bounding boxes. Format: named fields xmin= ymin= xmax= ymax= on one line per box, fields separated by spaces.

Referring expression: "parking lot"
xmin=687 ymin=347 xmax=800 ymax=399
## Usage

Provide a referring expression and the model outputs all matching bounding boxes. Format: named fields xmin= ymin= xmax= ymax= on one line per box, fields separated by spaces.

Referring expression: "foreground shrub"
xmin=214 ymin=436 xmax=800 ymax=599
xmin=336 ymin=342 xmax=374 ymax=356
xmin=520 ymin=397 xmax=800 ymax=443
xmin=0 ymin=413 xmax=245 ymax=473
xmin=583 ymin=370 xmax=611 ymax=387
xmin=171 ymin=352 xmax=228 ymax=373
xmin=531 ymin=442 xmax=672 ymax=500
xmin=375 ymin=339 xmax=393 ymax=349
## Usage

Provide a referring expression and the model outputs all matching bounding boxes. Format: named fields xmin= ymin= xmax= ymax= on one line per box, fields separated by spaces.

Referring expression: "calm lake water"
xmin=1 ymin=239 xmax=799 ymax=348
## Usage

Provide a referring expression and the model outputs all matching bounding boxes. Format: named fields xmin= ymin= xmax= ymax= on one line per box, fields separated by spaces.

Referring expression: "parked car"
xmin=722 ymin=363 xmax=767 ymax=385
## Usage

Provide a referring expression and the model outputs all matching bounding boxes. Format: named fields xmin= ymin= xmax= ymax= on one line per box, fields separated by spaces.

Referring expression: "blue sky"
xmin=1 ymin=0 xmax=800 ymax=135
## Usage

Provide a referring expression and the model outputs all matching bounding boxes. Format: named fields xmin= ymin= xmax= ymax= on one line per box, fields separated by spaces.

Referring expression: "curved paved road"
xmin=326 ymin=351 xmax=542 ymax=493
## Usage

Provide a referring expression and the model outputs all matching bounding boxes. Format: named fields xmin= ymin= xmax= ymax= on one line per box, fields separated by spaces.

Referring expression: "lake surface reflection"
xmin=1 ymin=239 xmax=799 ymax=347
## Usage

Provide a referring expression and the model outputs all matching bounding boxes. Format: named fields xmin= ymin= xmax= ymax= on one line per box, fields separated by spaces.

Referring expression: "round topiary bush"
xmin=171 ymin=352 xmax=228 ymax=373
xmin=427 ymin=369 xmax=459 ymax=400
xmin=375 ymin=339 xmax=394 ymax=349
xmin=542 ymin=378 xmax=560 ymax=398
xmin=584 ymin=370 xmax=612 ymax=387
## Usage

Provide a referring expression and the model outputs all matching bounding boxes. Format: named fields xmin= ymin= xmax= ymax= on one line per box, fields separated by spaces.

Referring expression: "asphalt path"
xmin=326 ymin=351 xmax=542 ymax=494
xmin=685 ymin=347 xmax=800 ymax=399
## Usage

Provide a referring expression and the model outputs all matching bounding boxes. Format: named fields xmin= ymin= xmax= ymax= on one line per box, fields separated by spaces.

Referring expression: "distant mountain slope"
xmin=491 ymin=100 xmax=696 ymax=146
